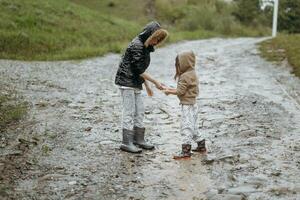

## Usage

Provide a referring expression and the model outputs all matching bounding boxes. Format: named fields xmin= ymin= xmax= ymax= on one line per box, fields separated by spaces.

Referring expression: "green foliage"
xmin=153 ymin=0 xmax=268 ymax=36
xmin=0 ymin=0 xmax=270 ymax=60
xmin=278 ymin=0 xmax=300 ymax=33
xmin=232 ymin=0 xmax=263 ymax=25
xmin=0 ymin=0 xmax=140 ymax=60
xmin=259 ymin=34 xmax=300 ymax=77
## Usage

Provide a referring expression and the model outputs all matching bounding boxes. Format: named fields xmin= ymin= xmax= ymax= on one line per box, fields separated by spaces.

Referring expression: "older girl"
xmin=115 ymin=21 xmax=168 ymax=153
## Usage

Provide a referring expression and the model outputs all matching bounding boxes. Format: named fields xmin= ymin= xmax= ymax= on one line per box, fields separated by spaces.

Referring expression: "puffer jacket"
xmin=115 ymin=21 xmax=161 ymax=90
xmin=176 ymin=51 xmax=199 ymax=105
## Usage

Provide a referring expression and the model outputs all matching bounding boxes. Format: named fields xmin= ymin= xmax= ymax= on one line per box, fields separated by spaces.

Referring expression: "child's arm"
xmin=164 ymin=88 xmax=177 ymax=96
xmin=164 ymin=76 xmax=188 ymax=96
xmin=140 ymin=72 xmax=164 ymax=90
xmin=144 ymin=80 xmax=153 ymax=97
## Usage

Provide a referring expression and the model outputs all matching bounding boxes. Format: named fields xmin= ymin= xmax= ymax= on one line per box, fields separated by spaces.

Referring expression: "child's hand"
xmin=161 ymin=83 xmax=168 ymax=90
xmin=163 ymin=89 xmax=171 ymax=95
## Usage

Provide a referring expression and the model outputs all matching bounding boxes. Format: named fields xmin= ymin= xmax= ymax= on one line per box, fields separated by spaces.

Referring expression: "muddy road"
xmin=1 ymin=38 xmax=300 ymax=200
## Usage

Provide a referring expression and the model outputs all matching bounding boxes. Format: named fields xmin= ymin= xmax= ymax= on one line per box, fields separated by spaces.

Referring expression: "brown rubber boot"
xmin=192 ymin=139 xmax=207 ymax=153
xmin=173 ymin=144 xmax=192 ymax=160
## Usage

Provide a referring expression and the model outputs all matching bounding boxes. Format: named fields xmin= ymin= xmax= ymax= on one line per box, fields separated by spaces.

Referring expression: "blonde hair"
xmin=144 ymin=29 xmax=169 ymax=47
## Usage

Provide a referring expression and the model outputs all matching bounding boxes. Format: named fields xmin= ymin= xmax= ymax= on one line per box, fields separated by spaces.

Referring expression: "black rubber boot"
xmin=173 ymin=144 xmax=192 ymax=160
xmin=133 ymin=127 xmax=155 ymax=150
xmin=192 ymin=139 xmax=207 ymax=153
xmin=120 ymin=129 xmax=142 ymax=153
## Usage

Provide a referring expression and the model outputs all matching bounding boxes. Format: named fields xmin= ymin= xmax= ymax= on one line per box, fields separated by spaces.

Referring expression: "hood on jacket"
xmin=178 ymin=51 xmax=196 ymax=74
xmin=138 ymin=21 xmax=161 ymax=43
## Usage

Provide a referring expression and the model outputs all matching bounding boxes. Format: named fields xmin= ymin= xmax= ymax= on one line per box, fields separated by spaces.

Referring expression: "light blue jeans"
xmin=120 ymin=88 xmax=144 ymax=130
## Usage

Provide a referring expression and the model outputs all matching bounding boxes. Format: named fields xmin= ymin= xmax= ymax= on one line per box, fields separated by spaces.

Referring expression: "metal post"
xmin=272 ymin=0 xmax=279 ymax=37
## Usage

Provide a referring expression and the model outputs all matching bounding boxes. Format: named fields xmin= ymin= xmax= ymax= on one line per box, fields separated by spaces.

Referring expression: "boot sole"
xmin=120 ymin=146 xmax=142 ymax=153
xmin=136 ymin=145 xmax=155 ymax=150
xmin=192 ymin=148 xmax=207 ymax=154
xmin=134 ymin=143 xmax=155 ymax=150
xmin=173 ymin=155 xmax=191 ymax=160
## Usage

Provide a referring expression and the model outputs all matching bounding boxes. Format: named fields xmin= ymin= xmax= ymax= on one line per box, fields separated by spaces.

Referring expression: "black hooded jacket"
xmin=115 ymin=21 xmax=161 ymax=89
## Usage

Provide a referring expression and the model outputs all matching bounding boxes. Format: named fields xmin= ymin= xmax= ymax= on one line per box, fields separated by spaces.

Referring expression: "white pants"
xmin=180 ymin=104 xmax=202 ymax=144
xmin=120 ymin=88 xmax=144 ymax=130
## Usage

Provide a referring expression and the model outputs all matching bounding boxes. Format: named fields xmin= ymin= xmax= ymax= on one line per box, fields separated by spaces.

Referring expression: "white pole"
xmin=272 ymin=0 xmax=279 ymax=37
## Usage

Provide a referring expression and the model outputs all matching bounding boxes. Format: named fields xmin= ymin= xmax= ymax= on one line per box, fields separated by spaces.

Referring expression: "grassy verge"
xmin=259 ymin=34 xmax=300 ymax=77
xmin=0 ymin=0 xmax=270 ymax=61
xmin=0 ymin=90 xmax=27 ymax=131
xmin=0 ymin=0 xmax=140 ymax=60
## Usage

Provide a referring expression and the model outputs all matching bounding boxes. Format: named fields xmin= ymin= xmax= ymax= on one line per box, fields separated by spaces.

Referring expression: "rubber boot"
xmin=192 ymin=139 xmax=207 ymax=153
xmin=133 ymin=127 xmax=155 ymax=150
xmin=173 ymin=144 xmax=192 ymax=160
xmin=120 ymin=129 xmax=142 ymax=153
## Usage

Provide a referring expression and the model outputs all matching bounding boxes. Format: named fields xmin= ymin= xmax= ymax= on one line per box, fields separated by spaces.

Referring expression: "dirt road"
xmin=1 ymin=38 xmax=300 ymax=200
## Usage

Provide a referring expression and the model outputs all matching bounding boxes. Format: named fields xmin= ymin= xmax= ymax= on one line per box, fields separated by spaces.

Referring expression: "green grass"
xmin=0 ymin=0 xmax=140 ymax=60
xmin=73 ymin=0 xmax=269 ymax=39
xmin=0 ymin=0 xmax=270 ymax=61
xmin=259 ymin=34 xmax=300 ymax=77
xmin=0 ymin=91 xmax=27 ymax=130
xmin=71 ymin=0 xmax=150 ymax=24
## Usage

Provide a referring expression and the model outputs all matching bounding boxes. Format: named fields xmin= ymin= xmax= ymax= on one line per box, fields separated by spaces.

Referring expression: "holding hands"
xmin=163 ymin=87 xmax=176 ymax=96
xmin=145 ymin=80 xmax=166 ymax=97
xmin=154 ymin=81 xmax=165 ymax=90
xmin=141 ymin=72 xmax=175 ymax=97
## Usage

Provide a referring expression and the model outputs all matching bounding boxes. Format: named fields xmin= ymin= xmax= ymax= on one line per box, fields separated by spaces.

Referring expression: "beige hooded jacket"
xmin=176 ymin=51 xmax=199 ymax=105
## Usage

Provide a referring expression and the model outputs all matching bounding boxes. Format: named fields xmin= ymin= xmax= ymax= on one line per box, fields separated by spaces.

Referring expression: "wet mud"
xmin=0 ymin=38 xmax=300 ymax=199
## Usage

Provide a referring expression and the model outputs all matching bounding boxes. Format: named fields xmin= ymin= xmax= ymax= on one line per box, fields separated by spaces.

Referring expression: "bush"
xmin=232 ymin=0 xmax=261 ymax=25
xmin=278 ymin=0 xmax=300 ymax=33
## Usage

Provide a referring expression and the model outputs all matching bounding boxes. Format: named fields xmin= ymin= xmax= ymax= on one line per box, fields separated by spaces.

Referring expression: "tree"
xmin=232 ymin=0 xmax=261 ymax=25
xmin=278 ymin=0 xmax=300 ymax=33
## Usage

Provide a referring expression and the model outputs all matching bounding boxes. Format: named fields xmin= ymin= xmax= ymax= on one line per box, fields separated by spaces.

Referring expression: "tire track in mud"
xmin=0 ymin=38 xmax=300 ymax=200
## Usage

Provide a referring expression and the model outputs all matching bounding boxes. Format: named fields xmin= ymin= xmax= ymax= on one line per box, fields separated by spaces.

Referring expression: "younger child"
xmin=164 ymin=51 xmax=206 ymax=159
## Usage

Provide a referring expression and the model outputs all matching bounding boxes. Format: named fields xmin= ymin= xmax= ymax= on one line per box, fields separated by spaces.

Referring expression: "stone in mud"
xmin=227 ymin=185 xmax=260 ymax=195
xmin=268 ymin=185 xmax=300 ymax=196
xmin=68 ymin=181 xmax=77 ymax=185
xmin=145 ymin=110 xmax=151 ymax=114
xmin=18 ymin=138 xmax=38 ymax=145
xmin=239 ymin=130 xmax=256 ymax=137
xmin=205 ymin=189 xmax=218 ymax=198
xmin=84 ymin=127 xmax=92 ymax=132
xmin=203 ymin=153 xmax=237 ymax=164
xmin=217 ymin=154 xmax=235 ymax=162
xmin=202 ymin=155 xmax=216 ymax=164
xmin=245 ymin=174 xmax=268 ymax=187
xmin=238 ymin=153 xmax=251 ymax=164
xmin=38 ymin=174 xmax=66 ymax=182
xmin=209 ymin=194 xmax=246 ymax=200
xmin=271 ymin=169 xmax=282 ymax=176
xmin=35 ymin=101 xmax=48 ymax=108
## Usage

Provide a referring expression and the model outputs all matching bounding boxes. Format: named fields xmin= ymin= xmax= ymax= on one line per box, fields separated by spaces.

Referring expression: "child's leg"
xmin=192 ymin=104 xmax=207 ymax=152
xmin=133 ymin=90 xmax=144 ymax=128
xmin=120 ymin=88 xmax=136 ymax=130
xmin=180 ymin=105 xmax=195 ymax=145
xmin=174 ymin=105 xmax=193 ymax=159
xmin=133 ymin=90 xmax=154 ymax=150
xmin=192 ymin=104 xmax=202 ymax=142
xmin=120 ymin=88 xmax=142 ymax=153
